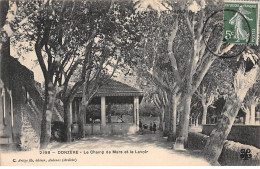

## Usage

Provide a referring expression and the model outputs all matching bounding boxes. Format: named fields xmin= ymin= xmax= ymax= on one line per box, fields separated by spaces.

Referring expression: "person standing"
xmin=139 ymin=120 xmax=142 ymax=131
xmin=153 ymin=122 xmax=157 ymax=134
xmin=149 ymin=122 xmax=153 ymax=133
xmin=139 ymin=120 xmax=143 ymax=135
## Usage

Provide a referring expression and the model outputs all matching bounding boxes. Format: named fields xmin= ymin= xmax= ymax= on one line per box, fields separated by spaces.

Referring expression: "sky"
xmin=11 ymin=44 xmax=44 ymax=83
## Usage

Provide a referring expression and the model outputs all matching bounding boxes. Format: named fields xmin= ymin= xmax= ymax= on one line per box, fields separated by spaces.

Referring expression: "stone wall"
xmin=1 ymin=55 xmax=43 ymax=150
xmin=188 ymin=132 xmax=260 ymax=166
xmin=2 ymin=56 xmax=43 ymax=109
xmin=188 ymin=132 xmax=208 ymax=150
xmin=202 ymin=124 xmax=260 ymax=148
xmin=20 ymin=105 xmax=41 ymax=150
xmin=84 ymin=123 xmax=137 ymax=135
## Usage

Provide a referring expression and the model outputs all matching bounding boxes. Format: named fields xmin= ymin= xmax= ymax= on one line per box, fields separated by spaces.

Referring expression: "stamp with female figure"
xmin=223 ymin=1 xmax=259 ymax=45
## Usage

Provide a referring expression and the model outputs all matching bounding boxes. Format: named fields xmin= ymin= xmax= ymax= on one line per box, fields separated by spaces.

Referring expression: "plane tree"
xmin=11 ymin=0 xmax=101 ymax=148
xmin=12 ymin=0 xmax=140 ymax=146
xmin=203 ymin=48 xmax=259 ymax=164
xmin=195 ymin=58 xmax=234 ymax=125
xmin=0 ymin=0 xmax=51 ymax=138
xmin=131 ymin=0 xmax=235 ymax=147
xmin=241 ymin=82 xmax=260 ymax=125
xmin=132 ymin=0 xmax=260 ymax=161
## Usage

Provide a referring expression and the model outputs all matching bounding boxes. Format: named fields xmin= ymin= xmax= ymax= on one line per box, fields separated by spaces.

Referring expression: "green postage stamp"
xmin=223 ymin=1 xmax=259 ymax=45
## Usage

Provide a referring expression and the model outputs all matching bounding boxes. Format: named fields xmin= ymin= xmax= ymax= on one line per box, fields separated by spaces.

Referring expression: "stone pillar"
xmin=136 ymin=97 xmax=139 ymax=127
xmin=79 ymin=100 xmax=83 ymax=123
xmin=0 ymin=88 xmax=5 ymax=136
xmin=69 ymin=102 xmax=73 ymax=126
xmin=74 ymin=100 xmax=77 ymax=123
xmin=101 ymin=96 xmax=106 ymax=126
xmin=3 ymin=89 xmax=6 ymax=119
xmin=133 ymin=97 xmax=136 ymax=124
xmin=133 ymin=96 xmax=139 ymax=126
xmin=10 ymin=90 xmax=13 ymax=127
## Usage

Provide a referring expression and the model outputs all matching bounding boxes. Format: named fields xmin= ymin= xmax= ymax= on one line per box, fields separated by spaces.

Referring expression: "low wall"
xmin=188 ymin=132 xmax=260 ymax=166
xmin=84 ymin=123 xmax=137 ymax=135
xmin=188 ymin=132 xmax=208 ymax=150
xmin=202 ymin=124 xmax=260 ymax=149
xmin=139 ymin=116 xmax=160 ymax=125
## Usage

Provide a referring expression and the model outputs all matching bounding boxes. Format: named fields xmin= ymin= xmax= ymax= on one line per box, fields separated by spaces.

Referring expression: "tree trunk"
xmin=175 ymin=93 xmax=192 ymax=148
xmin=245 ymin=110 xmax=250 ymax=125
xmin=168 ymin=93 xmax=178 ymax=141
xmin=78 ymin=85 xmax=98 ymax=138
xmin=167 ymin=95 xmax=173 ymax=141
xmin=202 ymin=104 xmax=207 ymax=125
xmin=195 ymin=116 xmax=199 ymax=126
xmin=191 ymin=118 xmax=194 ymax=125
xmin=250 ymin=104 xmax=256 ymax=125
xmin=163 ymin=105 xmax=170 ymax=137
xmin=40 ymin=82 xmax=56 ymax=149
xmin=202 ymin=66 xmax=259 ymax=164
xmin=159 ymin=107 xmax=164 ymax=131
xmin=177 ymin=111 xmax=180 ymax=125
xmin=202 ymin=94 xmax=242 ymax=164
xmin=78 ymin=103 xmax=87 ymax=138
xmin=64 ymin=102 xmax=71 ymax=142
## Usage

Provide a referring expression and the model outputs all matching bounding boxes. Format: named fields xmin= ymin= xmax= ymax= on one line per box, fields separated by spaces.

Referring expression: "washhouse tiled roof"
xmin=75 ymin=79 xmax=143 ymax=97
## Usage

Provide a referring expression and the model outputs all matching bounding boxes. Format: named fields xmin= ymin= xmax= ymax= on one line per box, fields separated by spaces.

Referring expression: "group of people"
xmin=139 ymin=121 xmax=157 ymax=134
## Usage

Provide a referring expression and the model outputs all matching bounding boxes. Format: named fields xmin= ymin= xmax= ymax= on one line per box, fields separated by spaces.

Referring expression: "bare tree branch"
xmin=192 ymin=53 xmax=216 ymax=94
xmin=167 ymin=18 xmax=181 ymax=84
xmin=185 ymin=14 xmax=194 ymax=38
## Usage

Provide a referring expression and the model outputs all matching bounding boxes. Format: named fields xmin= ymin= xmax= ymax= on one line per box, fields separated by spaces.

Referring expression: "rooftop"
xmin=74 ymin=79 xmax=143 ymax=104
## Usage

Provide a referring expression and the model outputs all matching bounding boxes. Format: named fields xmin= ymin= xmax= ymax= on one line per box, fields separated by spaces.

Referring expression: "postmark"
xmin=201 ymin=1 xmax=259 ymax=58
xmin=202 ymin=9 xmax=249 ymax=58
xmin=223 ymin=1 xmax=259 ymax=45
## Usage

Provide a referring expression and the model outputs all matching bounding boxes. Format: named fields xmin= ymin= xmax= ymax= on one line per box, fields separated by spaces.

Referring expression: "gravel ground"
xmin=1 ymin=131 xmax=210 ymax=166
xmin=46 ymin=131 xmax=210 ymax=166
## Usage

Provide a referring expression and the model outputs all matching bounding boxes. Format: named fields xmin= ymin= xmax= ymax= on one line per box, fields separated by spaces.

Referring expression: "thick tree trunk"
xmin=40 ymin=82 xmax=56 ymax=149
xmin=250 ymin=104 xmax=256 ymax=125
xmin=159 ymin=107 xmax=164 ymax=131
xmin=78 ymin=103 xmax=87 ymax=138
xmin=245 ymin=110 xmax=250 ymax=125
xmin=64 ymin=102 xmax=71 ymax=142
xmin=163 ymin=105 xmax=170 ymax=137
xmin=202 ymin=104 xmax=207 ymax=125
xmin=175 ymin=93 xmax=192 ymax=148
xmin=177 ymin=111 xmax=180 ymax=125
xmin=167 ymin=95 xmax=173 ymax=141
xmin=202 ymin=66 xmax=259 ymax=164
xmin=168 ymin=93 xmax=178 ymax=141
xmin=77 ymin=85 xmax=98 ymax=138
xmin=202 ymin=94 xmax=242 ymax=164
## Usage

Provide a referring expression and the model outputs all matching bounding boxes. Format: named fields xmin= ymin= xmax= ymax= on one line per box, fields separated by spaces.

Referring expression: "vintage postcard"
xmin=0 ymin=0 xmax=260 ymax=166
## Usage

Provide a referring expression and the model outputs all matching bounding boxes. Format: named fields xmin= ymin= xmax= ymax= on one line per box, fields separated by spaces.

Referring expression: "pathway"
xmin=46 ymin=131 xmax=210 ymax=166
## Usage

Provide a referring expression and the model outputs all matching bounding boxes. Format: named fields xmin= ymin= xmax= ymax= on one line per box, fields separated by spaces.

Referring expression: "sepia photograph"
xmin=0 ymin=0 xmax=259 ymax=166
